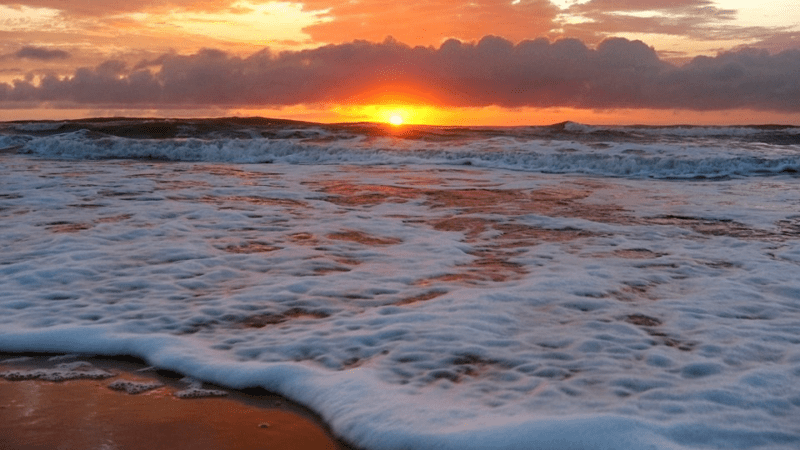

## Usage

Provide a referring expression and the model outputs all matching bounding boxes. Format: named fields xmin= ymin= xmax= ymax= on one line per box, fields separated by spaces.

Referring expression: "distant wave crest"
xmin=2 ymin=118 xmax=799 ymax=179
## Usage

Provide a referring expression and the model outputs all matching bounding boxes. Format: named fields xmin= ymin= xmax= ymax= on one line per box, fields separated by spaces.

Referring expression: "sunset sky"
xmin=1 ymin=0 xmax=799 ymax=124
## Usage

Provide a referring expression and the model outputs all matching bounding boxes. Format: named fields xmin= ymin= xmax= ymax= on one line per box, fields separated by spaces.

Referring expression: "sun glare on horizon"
xmin=369 ymin=106 xmax=415 ymax=125
xmin=389 ymin=114 xmax=404 ymax=126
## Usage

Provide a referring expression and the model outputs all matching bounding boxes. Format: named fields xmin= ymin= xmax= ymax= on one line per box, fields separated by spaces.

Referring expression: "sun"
xmin=345 ymin=105 xmax=432 ymax=125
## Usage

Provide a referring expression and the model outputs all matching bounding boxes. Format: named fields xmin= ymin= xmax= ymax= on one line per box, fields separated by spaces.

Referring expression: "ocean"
xmin=1 ymin=117 xmax=799 ymax=449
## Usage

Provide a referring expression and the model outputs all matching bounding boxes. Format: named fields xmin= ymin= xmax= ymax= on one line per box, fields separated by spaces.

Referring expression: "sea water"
xmin=1 ymin=118 xmax=799 ymax=449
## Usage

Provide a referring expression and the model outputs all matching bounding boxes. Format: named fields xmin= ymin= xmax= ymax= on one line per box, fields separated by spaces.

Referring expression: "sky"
xmin=1 ymin=0 xmax=799 ymax=125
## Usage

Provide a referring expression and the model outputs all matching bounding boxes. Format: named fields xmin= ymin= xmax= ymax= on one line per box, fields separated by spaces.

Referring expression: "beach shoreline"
xmin=0 ymin=352 xmax=357 ymax=450
xmin=2 ymin=122 xmax=799 ymax=449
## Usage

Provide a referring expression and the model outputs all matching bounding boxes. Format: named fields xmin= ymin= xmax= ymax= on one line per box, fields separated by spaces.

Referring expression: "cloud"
xmin=653 ymin=47 xmax=800 ymax=111
xmin=0 ymin=1 xmax=558 ymax=43
xmin=570 ymin=0 xmax=721 ymax=13
xmin=2 ymin=36 xmax=799 ymax=112
xmin=299 ymin=0 xmax=559 ymax=46
xmin=736 ymin=31 xmax=800 ymax=55
xmin=15 ymin=46 xmax=71 ymax=60
xmin=0 ymin=0 xmax=236 ymax=16
xmin=559 ymin=0 xmax=740 ymax=43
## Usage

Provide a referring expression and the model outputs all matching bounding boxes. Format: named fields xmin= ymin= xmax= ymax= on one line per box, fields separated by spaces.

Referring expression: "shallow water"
xmin=1 ymin=119 xmax=800 ymax=449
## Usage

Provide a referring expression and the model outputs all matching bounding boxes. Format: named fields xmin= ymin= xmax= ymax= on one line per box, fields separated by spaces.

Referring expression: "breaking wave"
xmin=2 ymin=118 xmax=799 ymax=179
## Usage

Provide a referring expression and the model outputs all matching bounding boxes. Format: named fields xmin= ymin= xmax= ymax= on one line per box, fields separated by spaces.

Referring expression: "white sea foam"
xmin=0 ymin=361 xmax=115 ymax=382
xmin=174 ymin=379 xmax=228 ymax=398
xmin=107 ymin=379 xmax=164 ymax=394
xmin=562 ymin=121 xmax=800 ymax=137
xmin=1 ymin=127 xmax=799 ymax=449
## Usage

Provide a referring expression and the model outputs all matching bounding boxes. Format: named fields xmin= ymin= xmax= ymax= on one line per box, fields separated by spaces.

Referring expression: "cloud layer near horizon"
xmin=2 ymin=36 xmax=799 ymax=111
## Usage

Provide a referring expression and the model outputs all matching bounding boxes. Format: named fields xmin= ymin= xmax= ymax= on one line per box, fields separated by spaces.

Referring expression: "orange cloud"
xmin=3 ymin=0 xmax=797 ymax=76
xmin=299 ymin=0 xmax=559 ymax=46
xmin=0 ymin=0 xmax=239 ymax=16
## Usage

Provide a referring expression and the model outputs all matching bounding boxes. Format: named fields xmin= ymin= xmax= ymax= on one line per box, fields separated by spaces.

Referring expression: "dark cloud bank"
xmin=14 ymin=46 xmax=71 ymax=61
xmin=2 ymin=36 xmax=799 ymax=111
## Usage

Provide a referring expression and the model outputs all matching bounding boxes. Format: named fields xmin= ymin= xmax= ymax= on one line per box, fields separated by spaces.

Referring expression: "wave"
xmin=4 ymin=117 xmax=800 ymax=141
xmin=558 ymin=121 xmax=800 ymax=138
xmin=2 ymin=118 xmax=799 ymax=179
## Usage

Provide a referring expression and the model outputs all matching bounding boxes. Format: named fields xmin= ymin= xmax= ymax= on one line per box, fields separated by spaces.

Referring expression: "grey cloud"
xmin=572 ymin=0 xmax=721 ymax=13
xmin=734 ymin=31 xmax=800 ymax=55
xmin=652 ymin=48 xmax=800 ymax=111
xmin=560 ymin=0 xmax=738 ymax=45
xmin=15 ymin=46 xmax=71 ymax=60
xmin=1 ymin=36 xmax=799 ymax=111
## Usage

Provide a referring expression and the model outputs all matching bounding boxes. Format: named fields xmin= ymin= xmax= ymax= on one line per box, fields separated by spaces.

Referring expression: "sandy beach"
xmin=0 ymin=354 xmax=354 ymax=450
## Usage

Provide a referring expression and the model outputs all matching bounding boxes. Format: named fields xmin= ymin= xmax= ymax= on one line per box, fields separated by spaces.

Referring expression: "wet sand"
xmin=0 ymin=354 xmax=355 ymax=450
